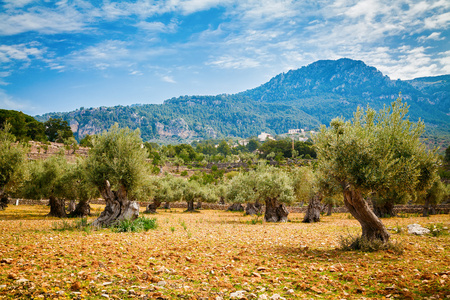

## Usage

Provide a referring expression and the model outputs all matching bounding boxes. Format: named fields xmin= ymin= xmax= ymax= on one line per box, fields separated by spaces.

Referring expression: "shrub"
xmin=339 ymin=234 xmax=403 ymax=254
xmin=180 ymin=170 xmax=188 ymax=176
xmin=112 ymin=217 xmax=158 ymax=233
xmin=426 ymin=223 xmax=448 ymax=237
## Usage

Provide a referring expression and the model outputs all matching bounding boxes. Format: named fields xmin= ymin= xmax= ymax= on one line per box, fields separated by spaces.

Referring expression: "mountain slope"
xmin=36 ymin=58 xmax=449 ymax=145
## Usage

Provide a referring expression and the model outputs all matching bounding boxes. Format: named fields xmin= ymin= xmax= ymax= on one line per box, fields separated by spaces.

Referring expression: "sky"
xmin=0 ymin=0 xmax=449 ymax=116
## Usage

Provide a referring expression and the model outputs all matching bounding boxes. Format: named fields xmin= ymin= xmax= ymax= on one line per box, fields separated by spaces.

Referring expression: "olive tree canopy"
xmin=85 ymin=124 xmax=149 ymax=227
xmin=314 ymin=98 xmax=439 ymax=242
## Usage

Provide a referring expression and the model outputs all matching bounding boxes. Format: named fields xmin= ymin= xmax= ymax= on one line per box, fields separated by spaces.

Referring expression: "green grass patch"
xmin=112 ymin=217 xmax=158 ymax=233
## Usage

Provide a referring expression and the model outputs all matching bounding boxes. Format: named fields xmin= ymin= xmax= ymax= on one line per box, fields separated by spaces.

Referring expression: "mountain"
xmin=36 ymin=58 xmax=449 ymax=147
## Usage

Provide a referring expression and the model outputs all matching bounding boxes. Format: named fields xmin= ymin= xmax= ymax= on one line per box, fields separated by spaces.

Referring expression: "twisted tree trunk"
xmin=327 ymin=203 xmax=333 ymax=216
xmin=69 ymin=200 xmax=91 ymax=217
xmin=372 ymin=200 xmax=396 ymax=218
xmin=423 ymin=196 xmax=431 ymax=217
xmin=0 ymin=195 xmax=8 ymax=211
xmin=303 ymin=193 xmax=322 ymax=223
xmin=342 ymin=183 xmax=389 ymax=242
xmin=67 ymin=200 xmax=76 ymax=214
xmin=92 ymin=181 xmax=139 ymax=227
xmin=48 ymin=196 xmax=67 ymax=218
xmin=186 ymin=200 xmax=195 ymax=212
xmin=245 ymin=202 xmax=263 ymax=215
xmin=163 ymin=201 xmax=170 ymax=209
xmin=264 ymin=198 xmax=289 ymax=222
xmin=195 ymin=201 xmax=202 ymax=209
xmin=227 ymin=203 xmax=244 ymax=211
xmin=145 ymin=199 xmax=161 ymax=214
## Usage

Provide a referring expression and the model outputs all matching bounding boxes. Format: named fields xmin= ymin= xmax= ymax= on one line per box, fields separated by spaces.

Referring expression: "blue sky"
xmin=0 ymin=0 xmax=449 ymax=116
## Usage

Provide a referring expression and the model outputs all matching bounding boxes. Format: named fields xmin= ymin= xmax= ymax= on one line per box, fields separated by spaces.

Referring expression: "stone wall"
xmin=9 ymin=198 xmax=450 ymax=215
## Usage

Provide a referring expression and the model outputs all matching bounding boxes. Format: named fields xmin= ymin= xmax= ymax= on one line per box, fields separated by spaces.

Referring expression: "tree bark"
xmin=163 ymin=201 xmax=170 ymax=209
xmin=92 ymin=180 xmax=139 ymax=227
xmin=227 ymin=203 xmax=244 ymax=211
xmin=264 ymin=198 xmax=289 ymax=222
xmin=195 ymin=201 xmax=202 ymax=210
xmin=303 ymin=193 xmax=322 ymax=223
xmin=423 ymin=196 xmax=431 ymax=217
xmin=69 ymin=200 xmax=91 ymax=218
xmin=145 ymin=199 xmax=161 ymax=214
xmin=245 ymin=202 xmax=263 ymax=216
xmin=186 ymin=200 xmax=195 ymax=212
xmin=67 ymin=200 xmax=76 ymax=214
xmin=327 ymin=203 xmax=333 ymax=216
xmin=0 ymin=196 xmax=8 ymax=211
xmin=342 ymin=183 xmax=390 ymax=242
xmin=48 ymin=196 xmax=67 ymax=218
xmin=372 ymin=200 xmax=396 ymax=218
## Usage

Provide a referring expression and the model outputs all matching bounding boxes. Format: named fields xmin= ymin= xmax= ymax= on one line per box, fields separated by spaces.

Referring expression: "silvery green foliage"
xmin=85 ymin=124 xmax=149 ymax=197
xmin=314 ymin=98 xmax=439 ymax=198
xmin=0 ymin=123 xmax=25 ymax=197
xmin=225 ymin=165 xmax=295 ymax=205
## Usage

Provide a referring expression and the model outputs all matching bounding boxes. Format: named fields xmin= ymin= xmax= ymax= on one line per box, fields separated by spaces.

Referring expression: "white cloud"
xmin=136 ymin=20 xmax=178 ymax=33
xmin=161 ymin=75 xmax=176 ymax=83
xmin=0 ymin=89 xmax=37 ymax=113
xmin=207 ymin=55 xmax=260 ymax=69
xmin=418 ymin=31 xmax=445 ymax=42
xmin=2 ymin=0 xmax=35 ymax=9
xmin=130 ymin=70 xmax=143 ymax=76
xmin=0 ymin=4 xmax=88 ymax=35
xmin=0 ymin=43 xmax=44 ymax=63
xmin=65 ymin=40 xmax=129 ymax=69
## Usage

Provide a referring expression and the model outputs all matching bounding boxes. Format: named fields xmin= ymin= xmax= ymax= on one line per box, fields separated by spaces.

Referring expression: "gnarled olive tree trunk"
xmin=195 ymin=201 xmax=202 ymax=209
xmin=372 ymin=200 xmax=396 ymax=218
xmin=186 ymin=200 xmax=195 ymax=212
xmin=145 ymin=199 xmax=161 ymax=214
xmin=422 ymin=196 xmax=436 ymax=217
xmin=92 ymin=181 xmax=139 ymax=227
xmin=48 ymin=196 xmax=67 ymax=218
xmin=303 ymin=193 xmax=322 ymax=223
xmin=326 ymin=203 xmax=333 ymax=216
xmin=0 ymin=196 xmax=9 ymax=211
xmin=227 ymin=203 xmax=244 ymax=212
xmin=68 ymin=200 xmax=91 ymax=217
xmin=245 ymin=202 xmax=263 ymax=216
xmin=342 ymin=183 xmax=389 ymax=242
xmin=163 ymin=201 xmax=170 ymax=209
xmin=264 ymin=198 xmax=289 ymax=222
xmin=67 ymin=200 xmax=76 ymax=214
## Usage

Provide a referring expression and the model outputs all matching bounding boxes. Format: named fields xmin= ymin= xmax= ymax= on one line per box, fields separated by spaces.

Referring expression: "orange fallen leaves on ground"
xmin=0 ymin=205 xmax=449 ymax=299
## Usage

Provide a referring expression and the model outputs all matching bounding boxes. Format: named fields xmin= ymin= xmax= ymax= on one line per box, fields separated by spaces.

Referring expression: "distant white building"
xmin=258 ymin=132 xmax=275 ymax=142
xmin=298 ymin=137 xmax=308 ymax=142
xmin=288 ymin=128 xmax=305 ymax=135
xmin=238 ymin=140 xmax=248 ymax=146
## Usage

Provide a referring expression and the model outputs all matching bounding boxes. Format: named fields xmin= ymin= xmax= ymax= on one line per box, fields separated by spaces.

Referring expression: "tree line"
xmin=0 ymin=98 xmax=448 ymax=245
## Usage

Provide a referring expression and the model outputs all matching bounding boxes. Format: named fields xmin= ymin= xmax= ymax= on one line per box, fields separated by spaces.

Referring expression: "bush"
xmin=339 ymin=234 xmax=403 ymax=254
xmin=112 ymin=217 xmax=158 ymax=233
xmin=180 ymin=170 xmax=188 ymax=176
xmin=426 ymin=223 xmax=448 ymax=237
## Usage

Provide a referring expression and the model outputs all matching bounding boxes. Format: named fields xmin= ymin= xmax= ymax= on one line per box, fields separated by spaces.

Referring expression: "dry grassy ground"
xmin=0 ymin=205 xmax=449 ymax=299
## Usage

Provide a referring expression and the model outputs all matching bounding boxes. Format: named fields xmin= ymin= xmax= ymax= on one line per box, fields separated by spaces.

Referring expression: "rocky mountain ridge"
xmin=36 ymin=58 xmax=449 ymax=148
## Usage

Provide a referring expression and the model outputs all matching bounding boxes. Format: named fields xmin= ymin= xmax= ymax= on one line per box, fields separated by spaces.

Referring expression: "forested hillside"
xmin=36 ymin=58 xmax=450 ymax=147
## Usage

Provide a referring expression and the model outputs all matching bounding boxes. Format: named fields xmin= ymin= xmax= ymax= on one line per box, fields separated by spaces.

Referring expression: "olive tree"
xmin=144 ymin=175 xmax=181 ymax=214
xmin=62 ymin=159 xmax=99 ymax=217
xmin=226 ymin=166 xmax=294 ymax=222
xmin=314 ymin=98 xmax=439 ymax=242
xmin=22 ymin=155 xmax=69 ymax=217
xmin=0 ymin=123 xmax=26 ymax=210
xmin=419 ymin=180 xmax=447 ymax=217
xmin=85 ymin=125 xmax=149 ymax=227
